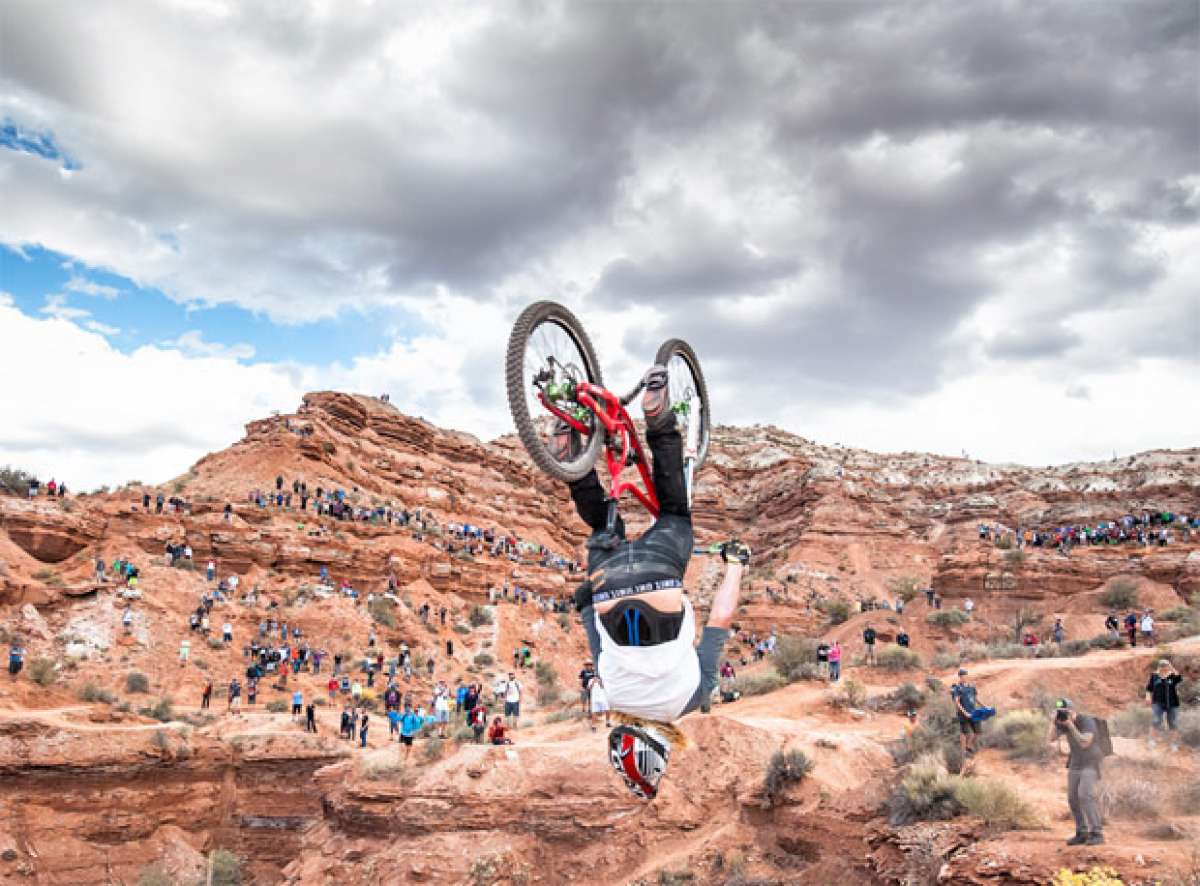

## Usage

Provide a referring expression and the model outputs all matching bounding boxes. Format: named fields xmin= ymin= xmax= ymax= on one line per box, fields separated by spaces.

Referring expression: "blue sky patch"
xmin=1 ymin=118 xmax=80 ymax=170
xmin=0 ymin=244 xmax=402 ymax=365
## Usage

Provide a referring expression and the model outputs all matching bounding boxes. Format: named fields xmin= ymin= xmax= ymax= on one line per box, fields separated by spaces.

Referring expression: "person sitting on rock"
xmin=561 ymin=365 xmax=747 ymax=800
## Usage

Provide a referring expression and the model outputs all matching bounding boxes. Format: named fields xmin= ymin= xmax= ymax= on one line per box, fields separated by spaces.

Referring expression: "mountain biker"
xmin=561 ymin=365 xmax=747 ymax=800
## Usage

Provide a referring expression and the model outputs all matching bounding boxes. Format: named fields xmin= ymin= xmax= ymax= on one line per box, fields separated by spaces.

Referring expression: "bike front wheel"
xmin=506 ymin=301 xmax=606 ymax=483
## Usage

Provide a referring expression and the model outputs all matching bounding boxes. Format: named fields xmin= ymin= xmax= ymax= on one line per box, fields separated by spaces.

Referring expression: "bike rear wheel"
xmin=506 ymin=301 xmax=606 ymax=483
xmin=653 ymin=338 xmax=711 ymax=504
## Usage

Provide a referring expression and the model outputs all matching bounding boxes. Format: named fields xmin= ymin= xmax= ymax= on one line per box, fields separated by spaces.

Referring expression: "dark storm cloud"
xmin=1 ymin=0 xmax=1196 ymax=393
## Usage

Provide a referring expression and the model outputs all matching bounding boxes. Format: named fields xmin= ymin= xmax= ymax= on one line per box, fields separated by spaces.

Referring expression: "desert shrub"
xmin=137 ymin=865 xmax=172 ymax=886
xmin=1174 ymin=777 xmax=1200 ymax=814
xmin=1100 ymin=578 xmax=1139 ymax=610
xmin=423 ymin=737 xmax=446 ymax=762
xmin=1057 ymin=639 xmax=1092 ymax=657
xmin=763 ymin=748 xmax=814 ymax=804
xmin=927 ymin=609 xmax=970 ymax=628
xmin=368 ymin=597 xmax=396 ymax=628
xmin=0 ymin=465 xmax=38 ymax=496
xmin=739 ymin=670 xmax=785 ymax=696
xmin=452 ymin=726 xmax=475 ymax=743
xmin=79 ymin=682 xmax=116 ymax=704
xmin=870 ymin=681 xmax=926 ymax=712
xmin=1098 ymin=771 xmax=1159 ymax=819
xmin=1178 ymin=709 xmax=1200 ymax=750
xmin=360 ymin=758 xmax=412 ymax=781
xmin=208 ymin=848 xmax=243 ymax=886
xmin=151 ymin=729 xmax=170 ymax=750
xmin=1088 ymin=634 xmax=1126 ymax=650
xmin=887 ymin=575 xmax=922 ymax=603
xmin=774 ymin=636 xmax=820 ymax=682
xmin=473 ymin=652 xmax=494 ymax=667
xmin=534 ymin=660 xmax=559 ymax=689
xmin=831 ymin=677 xmax=866 ymax=709
xmin=266 ymin=699 xmax=289 ymax=713
xmin=125 ymin=671 xmax=151 ymax=693
xmin=821 ymin=599 xmax=851 ymax=625
xmin=145 ymin=697 xmax=174 ymax=722
xmin=544 ymin=709 xmax=582 ymax=724
xmin=888 ymin=752 xmax=964 ymax=825
xmin=981 ymin=709 xmax=1052 ymax=761
xmin=468 ymin=605 xmax=493 ymax=627
xmin=953 ymin=777 xmax=1042 ymax=830
xmin=925 ymin=675 xmax=944 ymax=693
xmin=558 ymin=612 xmax=570 ymax=630
xmin=877 ymin=646 xmax=921 ymax=671
xmin=28 ymin=658 xmax=57 ymax=686
xmin=1002 ymin=549 xmax=1025 ymax=568
xmin=1161 ymin=606 xmax=1194 ymax=622
xmin=893 ymin=698 xmax=963 ymax=769
xmin=931 ymin=652 xmax=960 ymax=669
xmin=453 ymin=624 xmax=471 ymax=635
xmin=983 ymin=642 xmax=1029 ymax=659
xmin=1110 ymin=704 xmax=1152 ymax=737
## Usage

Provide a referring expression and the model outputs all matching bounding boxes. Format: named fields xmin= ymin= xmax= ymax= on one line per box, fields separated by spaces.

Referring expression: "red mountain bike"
xmin=505 ymin=301 xmax=711 ymax=519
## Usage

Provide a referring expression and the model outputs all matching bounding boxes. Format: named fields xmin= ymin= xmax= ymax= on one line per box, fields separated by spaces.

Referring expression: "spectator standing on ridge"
xmin=1146 ymin=659 xmax=1183 ymax=751
xmin=8 ymin=641 xmax=25 ymax=678
xmin=1104 ymin=612 xmax=1120 ymax=640
xmin=291 ymin=689 xmax=303 ymax=721
xmin=1053 ymin=618 xmax=1065 ymax=645
xmin=359 ymin=711 xmax=369 ymax=748
xmin=399 ymin=706 xmax=422 ymax=760
xmin=862 ymin=625 xmax=877 ymax=665
xmin=1140 ymin=610 xmax=1155 ymax=645
xmin=179 ymin=637 xmax=190 ymax=667
xmin=579 ymin=660 xmax=596 ymax=713
xmin=503 ymin=673 xmax=522 ymax=727
xmin=1125 ymin=611 xmax=1139 ymax=647
xmin=827 ymin=641 xmax=842 ymax=682
xmin=228 ymin=678 xmax=242 ymax=716
xmin=201 ymin=680 xmax=212 ymax=709
xmin=306 ymin=701 xmax=317 ymax=733
xmin=964 ymin=598 xmax=975 ymax=615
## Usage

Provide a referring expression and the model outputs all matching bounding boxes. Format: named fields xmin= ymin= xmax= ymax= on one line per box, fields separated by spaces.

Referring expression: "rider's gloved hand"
xmin=720 ymin=540 xmax=751 ymax=566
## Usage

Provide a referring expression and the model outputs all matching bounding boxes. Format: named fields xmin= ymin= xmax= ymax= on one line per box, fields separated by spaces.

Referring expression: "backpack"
xmin=1093 ymin=717 xmax=1115 ymax=757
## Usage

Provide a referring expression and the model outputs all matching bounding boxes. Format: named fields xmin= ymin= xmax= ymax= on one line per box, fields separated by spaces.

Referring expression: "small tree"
xmin=1100 ymin=578 xmax=1139 ymax=610
xmin=468 ymin=606 xmax=493 ymax=628
xmin=1011 ymin=606 xmax=1042 ymax=643
xmin=821 ymin=599 xmax=851 ymax=625
xmin=125 ymin=671 xmax=151 ymax=693
xmin=887 ymin=576 xmax=922 ymax=603
xmin=368 ymin=597 xmax=396 ymax=628
xmin=764 ymin=748 xmax=814 ymax=805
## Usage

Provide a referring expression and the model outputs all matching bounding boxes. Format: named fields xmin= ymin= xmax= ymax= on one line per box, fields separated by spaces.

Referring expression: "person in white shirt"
xmin=964 ymin=598 xmax=975 ymax=614
xmin=503 ymin=674 xmax=522 ymax=726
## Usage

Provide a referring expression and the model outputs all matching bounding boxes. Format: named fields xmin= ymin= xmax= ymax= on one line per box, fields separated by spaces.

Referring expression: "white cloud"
xmin=40 ymin=293 xmax=90 ymax=321
xmin=163 ymin=329 xmax=255 ymax=360
xmin=84 ymin=319 xmax=120 ymax=336
xmin=64 ymin=274 xmax=121 ymax=298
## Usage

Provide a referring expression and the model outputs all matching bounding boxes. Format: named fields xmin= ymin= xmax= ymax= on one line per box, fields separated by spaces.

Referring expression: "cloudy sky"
xmin=1 ymin=0 xmax=1197 ymax=489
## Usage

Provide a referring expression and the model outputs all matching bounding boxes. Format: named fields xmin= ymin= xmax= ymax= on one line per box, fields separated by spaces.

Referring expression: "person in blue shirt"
xmin=388 ymin=708 xmax=401 ymax=738
xmin=455 ymin=682 xmax=468 ymax=713
xmin=399 ymin=707 xmax=424 ymax=762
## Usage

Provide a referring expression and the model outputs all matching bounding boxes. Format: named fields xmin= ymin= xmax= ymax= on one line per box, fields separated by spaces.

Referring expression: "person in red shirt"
xmin=327 ymin=676 xmax=339 ymax=703
xmin=487 ymin=716 xmax=512 ymax=745
xmin=470 ymin=702 xmax=489 ymax=743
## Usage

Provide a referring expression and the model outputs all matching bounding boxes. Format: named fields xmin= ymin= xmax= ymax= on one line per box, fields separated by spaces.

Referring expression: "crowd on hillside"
xmin=25 ymin=478 xmax=69 ymax=498
xmin=979 ymin=510 xmax=1197 ymax=552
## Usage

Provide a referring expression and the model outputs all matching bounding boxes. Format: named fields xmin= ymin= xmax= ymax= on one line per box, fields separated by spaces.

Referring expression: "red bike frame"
xmin=537 ymin=382 xmax=660 ymax=518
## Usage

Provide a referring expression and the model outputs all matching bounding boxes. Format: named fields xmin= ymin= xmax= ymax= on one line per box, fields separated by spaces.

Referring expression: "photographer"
xmin=950 ymin=669 xmax=981 ymax=757
xmin=1046 ymin=698 xmax=1104 ymax=845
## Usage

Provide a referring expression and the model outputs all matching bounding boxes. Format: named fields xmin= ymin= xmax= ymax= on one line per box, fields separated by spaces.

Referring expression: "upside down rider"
xmin=555 ymin=364 xmax=749 ymax=800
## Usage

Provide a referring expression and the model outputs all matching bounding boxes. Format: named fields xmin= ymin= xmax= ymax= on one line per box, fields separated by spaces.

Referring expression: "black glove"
xmin=573 ymin=579 xmax=594 ymax=613
xmin=720 ymin=540 xmax=751 ymax=566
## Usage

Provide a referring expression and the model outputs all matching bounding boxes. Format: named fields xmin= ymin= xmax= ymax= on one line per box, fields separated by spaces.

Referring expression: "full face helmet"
xmin=608 ymin=723 xmax=671 ymax=800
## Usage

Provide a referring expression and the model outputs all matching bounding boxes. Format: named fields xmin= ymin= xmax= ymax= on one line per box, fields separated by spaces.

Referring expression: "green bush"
xmin=125 ymin=671 xmax=150 ymax=693
xmin=871 ymin=682 xmax=926 ymax=712
xmin=0 ymin=465 xmax=35 ymax=496
xmin=208 ymin=848 xmax=243 ymax=886
xmin=28 ymin=658 xmax=57 ymax=686
xmin=140 ymin=697 xmax=174 ymax=722
xmin=887 ymin=576 xmax=922 ymax=603
xmin=79 ymin=682 xmax=116 ymax=704
xmin=453 ymin=624 xmax=471 ymax=635
xmin=877 ymin=646 xmax=921 ymax=671
xmin=1056 ymin=639 xmax=1091 ymax=657
xmin=764 ymin=748 xmax=814 ymax=804
xmin=473 ymin=652 xmax=494 ymax=667
xmin=953 ymin=777 xmax=1042 ymax=830
xmin=888 ymin=752 xmax=963 ymax=825
xmin=534 ymin=660 xmax=558 ymax=689
xmin=468 ymin=605 xmax=494 ymax=627
xmin=831 ymin=678 xmax=866 ymax=709
xmin=927 ymin=610 xmax=970 ymax=628
xmin=423 ymin=737 xmax=446 ymax=762
xmin=368 ymin=597 xmax=396 ymax=628
xmin=774 ymin=637 xmax=820 ymax=682
xmin=739 ymin=670 xmax=785 ymax=696
xmin=1111 ymin=704 xmax=1152 ymax=737
xmin=821 ymin=599 xmax=851 ymax=625
xmin=1100 ymin=578 xmax=1139 ymax=610
xmin=981 ymin=709 xmax=1052 ymax=761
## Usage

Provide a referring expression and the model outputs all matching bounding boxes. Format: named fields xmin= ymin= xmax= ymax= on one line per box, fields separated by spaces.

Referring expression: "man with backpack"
xmin=862 ymin=625 xmax=877 ymax=665
xmin=1047 ymin=697 xmax=1109 ymax=845
xmin=950 ymin=669 xmax=982 ymax=757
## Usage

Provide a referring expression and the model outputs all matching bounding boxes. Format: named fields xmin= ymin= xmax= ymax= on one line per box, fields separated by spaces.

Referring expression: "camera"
xmin=1056 ymin=709 xmax=1070 ymax=723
